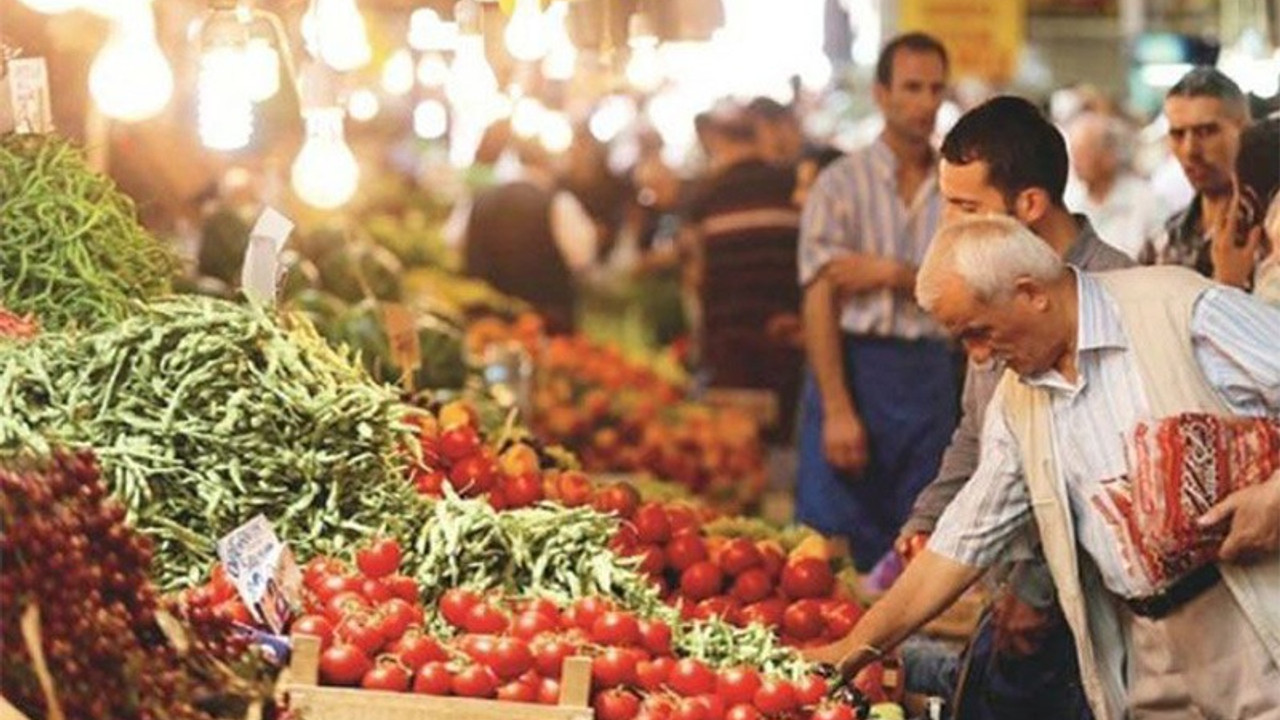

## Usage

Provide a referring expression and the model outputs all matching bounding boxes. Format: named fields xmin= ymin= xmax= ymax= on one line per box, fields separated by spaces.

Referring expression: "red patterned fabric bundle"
xmin=1128 ymin=413 xmax=1280 ymax=587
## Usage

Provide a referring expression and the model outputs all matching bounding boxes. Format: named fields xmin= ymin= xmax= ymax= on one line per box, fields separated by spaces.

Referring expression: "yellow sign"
xmin=900 ymin=0 xmax=1026 ymax=84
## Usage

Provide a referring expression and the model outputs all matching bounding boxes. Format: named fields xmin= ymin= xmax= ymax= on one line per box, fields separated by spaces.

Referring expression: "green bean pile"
xmin=0 ymin=133 xmax=178 ymax=330
xmin=410 ymin=491 xmax=670 ymax=618
xmin=0 ymin=296 xmax=423 ymax=590
xmin=676 ymin=617 xmax=816 ymax=681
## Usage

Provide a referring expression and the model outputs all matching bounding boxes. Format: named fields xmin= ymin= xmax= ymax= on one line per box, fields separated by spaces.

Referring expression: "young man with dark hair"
xmin=1140 ymin=67 xmax=1252 ymax=280
xmin=882 ymin=95 xmax=1131 ymax=719
xmin=795 ymin=32 xmax=954 ymax=572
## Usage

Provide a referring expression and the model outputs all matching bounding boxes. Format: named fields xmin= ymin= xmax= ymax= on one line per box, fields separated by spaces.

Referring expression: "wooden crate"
xmin=285 ymin=635 xmax=595 ymax=720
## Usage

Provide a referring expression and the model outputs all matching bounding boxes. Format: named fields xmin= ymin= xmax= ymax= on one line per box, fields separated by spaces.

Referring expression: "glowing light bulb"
xmin=589 ymin=95 xmax=636 ymax=143
xmin=198 ymin=46 xmax=253 ymax=150
xmin=347 ymin=89 xmax=379 ymax=122
xmin=504 ymin=0 xmax=548 ymax=62
xmin=416 ymin=52 xmax=450 ymax=88
xmin=381 ymin=49 xmax=414 ymax=95
xmin=292 ymin=108 xmax=359 ymax=209
xmin=446 ymin=35 xmax=498 ymax=109
xmin=539 ymin=111 xmax=573 ymax=153
xmin=626 ymin=39 xmax=661 ymax=92
xmin=409 ymin=8 xmax=457 ymax=51
xmin=302 ymin=0 xmax=372 ymax=72
xmin=18 ymin=0 xmax=80 ymax=14
xmin=541 ymin=1 xmax=576 ymax=81
xmin=245 ymin=37 xmax=281 ymax=102
xmin=414 ymin=100 xmax=449 ymax=139
xmin=88 ymin=7 xmax=173 ymax=122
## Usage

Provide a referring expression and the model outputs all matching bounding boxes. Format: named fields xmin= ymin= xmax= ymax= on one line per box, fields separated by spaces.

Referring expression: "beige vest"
xmin=998 ymin=266 xmax=1280 ymax=720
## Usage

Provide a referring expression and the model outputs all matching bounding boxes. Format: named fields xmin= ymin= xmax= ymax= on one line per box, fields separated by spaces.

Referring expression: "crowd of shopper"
xmin=450 ymin=32 xmax=1280 ymax=719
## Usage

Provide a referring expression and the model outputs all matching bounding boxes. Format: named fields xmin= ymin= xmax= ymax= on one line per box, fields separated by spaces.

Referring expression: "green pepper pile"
xmin=0 ymin=296 xmax=422 ymax=589
xmin=0 ymin=133 xmax=178 ymax=330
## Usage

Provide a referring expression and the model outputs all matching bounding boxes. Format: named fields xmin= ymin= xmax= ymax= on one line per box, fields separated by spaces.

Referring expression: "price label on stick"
xmin=216 ymin=515 xmax=302 ymax=634
xmin=1 ymin=57 xmax=54 ymax=134
xmin=240 ymin=207 xmax=295 ymax=305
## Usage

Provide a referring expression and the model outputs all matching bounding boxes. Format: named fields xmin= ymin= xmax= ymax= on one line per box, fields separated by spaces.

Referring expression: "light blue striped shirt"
xmin=798 ymin=138 xmax=946 ymax=339
xmin=929 ymin=269 xmax=1280 ymax=598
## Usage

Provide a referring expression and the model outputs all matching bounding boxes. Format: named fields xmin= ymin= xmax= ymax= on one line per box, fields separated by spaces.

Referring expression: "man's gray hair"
xmin=917 ymin=215 xmax=1067 ymax=313
xmin=1166 ymin=66 xmax=1251 ymax=122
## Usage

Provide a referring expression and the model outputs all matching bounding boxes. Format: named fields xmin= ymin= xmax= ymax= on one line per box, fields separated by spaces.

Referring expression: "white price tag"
xmin=1 ymin=57 xmax=54 ymax=134
xmin=240 ymin=206 xmax=295 ymax=305
xmin=216 ymin=515 xmax=303 ymax=633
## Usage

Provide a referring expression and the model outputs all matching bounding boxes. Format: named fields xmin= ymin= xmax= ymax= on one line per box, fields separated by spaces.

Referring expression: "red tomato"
xmin=717 ymin=538 xmax=764 ymax=576
xmin=438 ymin=588 xmax=480 ymax=629
xmin=356 ymin=538 xmax=402 ymax=579
xmin=592 ymin=647 xmax=637 ymax=688
xmin=715 ymin=667 xmax=761 ymax=707
xmin=451 ymin=665 xmax=499 ymax=698
xmin=593 ymin=483 xmax=641 ymax=519
xmin=610 ymin=523 xmax=641 ymax=555
xmin=304 ymin=557 xmax=348 ymax=590
xmin=390 ymin=634 xmax=447 ymax=671
xmin=413 ymin=468 xmax=447 ymax=496
xmin=671 ymin=698 xmax=710 ymax=720
xmin=592 ymin=610 xmax=642 ymax=647
xmin=384 ymin=571 xmax=419 ymax=599
xmin=638 ymin=544 xmax=667 ymax=576
xmin=782 ymin=599 xmax=826 ymax=641
xmin=641 ymin=694 xmax=678 ymax=720
xmin=291 ymin=614 xmax=335 ymax=650
xmin=411 ymin=661 xmax=452 ymax=695
xmin=632 ymin=503 xmax=672 ymax=545
xmin=693 ymin=695 xmax=725 ymax=720
xmin=737 ymin=598 xmax=786 ymax=629
xmin=512 ymin=609 xmax=559 ymax=640
xmin=362 ymin=661 xmax=410 ymax=692
xmin=693 ymin=597 xmax=740 ymax=622
xmin=458 ymin=634 xmax=499 ymax=666
xmin=489 ymin=637 xmax=534 ymax=680
xmin=319 ymin=644 xmax=372 ymax=686
xmin=757 ymin=543 xmax=786 ymax=580
xmin=325 ymin=591 xmax=370 ymax=623
xmin=679 ymin=561 xmax=724 ymax=601
xmin=532 ymin=637 xmax=574 ymax=678
xmin=337 ymin=614 xmax=386 ymax=655
xmin=439 ymin=425 xmax=481 ymax=462
xmin=795 ymin=674 xmax=830 ymax=707
xmin=378 ymin=598 xmax=422 ymax=640
xmin=667 ymin=658 xmax=717 ymax=697
xmin=449 ymin=454 xmax=498 ymax=496
xmin=565 ymin=596 xmax=613 ymax=631
xmin=753 ymin=679 xmax=798 ymax=715
xmin=361 ymin=578 xmax=394 ymax=604
xmin=594 ymin=688 xmax=642 ymax=720
xmin=821 ymin=599 xmax=863 ymax=640
xmin=519 ymin=597 xmax=562 ymax=618
xmin=665 ymin=531 xmax=709 ymax=573
xmin=811 ymin=704 xmax=857 ymax=720
xmin=464 ymin=602 xmax=510 ymax=634
xmin=636 ymin=657 xmax=674 ymax=692
xmin=315 ymin=573 xmax=363 ymax=604
xmin=665 ymin=504 xmax=700 ymax=535
xmin=503 ymin=472 xmax=545 ymax=508
xmin=724 ymin=705 xmax=762 ymax=720
xmin=497 ymin=679 xmax=539 ymax=703
xmin=638 ymin=618 xmax=673 ymax=656
xmin=780 ymin=558 xmax=835 ymax=599
xmin=728 ymin=568 xmax=773 ymax=605
xmin=538 ymin=677 xmax=562 ymax=705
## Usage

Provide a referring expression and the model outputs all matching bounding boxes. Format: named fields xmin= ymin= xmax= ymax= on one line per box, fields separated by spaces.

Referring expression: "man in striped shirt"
xmin=796 ymin=32 xmax=957 ymax=572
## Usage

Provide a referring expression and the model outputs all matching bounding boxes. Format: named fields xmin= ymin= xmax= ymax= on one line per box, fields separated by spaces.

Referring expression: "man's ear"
xmin=1013 ymin=188 xmax=1052 ymax=226
xmin=1014 ymin=276 xmax=1051 ymax=311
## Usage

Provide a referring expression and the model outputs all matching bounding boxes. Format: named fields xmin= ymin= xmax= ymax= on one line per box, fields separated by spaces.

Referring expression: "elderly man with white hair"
xmin=808 ymin=215 xmax=1280 ymax=719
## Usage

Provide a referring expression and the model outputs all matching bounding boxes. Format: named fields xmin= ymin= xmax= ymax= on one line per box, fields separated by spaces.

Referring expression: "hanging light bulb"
xmin=504 ymin=0 xmax=547 ymax=62
xmin=302 ymin=0 xmax=372 ymax=72
xmin=244 ymin=36 xmax=281 ymax=102
xmin=626 ymin=12 xmax=662 ymax=92
xmin=18 ymin=0 xmax=80 ymax=14
xmin=538 ymin=110 xmax=573 ymax=153
xmin=511 ymin=97 xmax=545 ymax=138
xmin=292 ymin=107 xmax=360 ymax=209
xmin=541 ymin=1 xmax=576 ymax=81
xmin=88 ymin=3 xmax=173 ymax=122
xmin=347 ymin=89 xmax=380 ymax=122
xmin=381 ymin=49 xmax=414 ymax=95
xmin=414 ymin=100 xmax=449 ymax=139
xmin=446 ymin=34 xmax=498 ymax=110
xmin=196 ymin=3 xmax=253 ymax=150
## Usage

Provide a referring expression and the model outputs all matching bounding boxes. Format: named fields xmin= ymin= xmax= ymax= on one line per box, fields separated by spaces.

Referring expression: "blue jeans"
xmin=795 ymin=335 xmax=959 ymax=571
